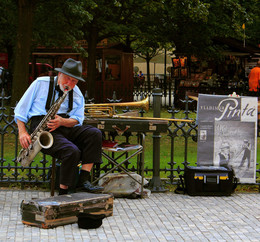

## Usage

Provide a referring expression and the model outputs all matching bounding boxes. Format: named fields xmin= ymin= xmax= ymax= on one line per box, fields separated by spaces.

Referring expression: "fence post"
xmin=148 ymin=88 xmax=168 ymax=192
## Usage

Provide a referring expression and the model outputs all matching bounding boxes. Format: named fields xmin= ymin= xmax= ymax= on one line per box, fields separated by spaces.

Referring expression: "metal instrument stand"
xmin=92 ymin=133 xmax=145 ymax=198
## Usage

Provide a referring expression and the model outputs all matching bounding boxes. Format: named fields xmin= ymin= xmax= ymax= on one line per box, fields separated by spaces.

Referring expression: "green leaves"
xmin=0 ymin=0 xmax=259 ymax=75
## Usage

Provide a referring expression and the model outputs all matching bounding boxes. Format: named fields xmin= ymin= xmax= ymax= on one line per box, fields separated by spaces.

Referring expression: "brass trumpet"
xmin=85 ymin=97 xmax=193 ymax=123
xmin=85 ymin=97 xmax=149 ymax=117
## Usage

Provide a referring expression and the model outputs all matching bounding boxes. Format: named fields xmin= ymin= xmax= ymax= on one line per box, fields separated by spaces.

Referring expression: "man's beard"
xmin=59 ymin=83 xmax=70 ymax=92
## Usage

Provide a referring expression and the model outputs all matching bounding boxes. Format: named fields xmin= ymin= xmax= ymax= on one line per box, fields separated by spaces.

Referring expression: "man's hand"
xmin=19 ymin=131 xmax=31 ymax=149
xmin=17 ymin=119 xmax=31 ymax=149
xmin=47 ymin=115 xmax=79 ymax=132
xmin=47 ymin=115 xmax=64 ymax=132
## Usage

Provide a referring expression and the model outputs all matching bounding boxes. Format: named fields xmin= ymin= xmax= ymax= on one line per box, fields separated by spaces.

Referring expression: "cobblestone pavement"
xmin=0 ymin=189 xmax=260 ymax=242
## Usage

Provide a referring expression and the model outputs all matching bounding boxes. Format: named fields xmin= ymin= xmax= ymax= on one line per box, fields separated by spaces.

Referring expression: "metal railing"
xmin=0 ymin=89 xmax=53 ymax=187
xmin=1 ymin=87 xmax=259 ymax=190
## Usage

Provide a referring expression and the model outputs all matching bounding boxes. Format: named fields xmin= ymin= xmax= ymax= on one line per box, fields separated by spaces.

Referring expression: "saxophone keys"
xmin=29 ymin=143 xmax=33 ymax=150
xmin=25 ymin=149 xmax=29 ymax=156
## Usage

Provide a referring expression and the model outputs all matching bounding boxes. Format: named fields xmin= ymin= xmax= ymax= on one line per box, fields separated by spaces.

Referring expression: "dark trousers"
xmin=239 ymin=149 xmax=251 ymax=168
xmin=30 ymin=116 xmax=102 ymax=187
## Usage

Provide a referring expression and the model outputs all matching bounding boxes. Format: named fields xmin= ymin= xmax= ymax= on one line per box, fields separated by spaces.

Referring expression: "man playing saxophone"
xmin=14 ymin=58 xmax=104 ymax=195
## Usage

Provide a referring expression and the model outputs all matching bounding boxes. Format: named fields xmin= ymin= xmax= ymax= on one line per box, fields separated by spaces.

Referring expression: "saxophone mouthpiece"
xmin=64 ymin=86 xmax=70 ymax=92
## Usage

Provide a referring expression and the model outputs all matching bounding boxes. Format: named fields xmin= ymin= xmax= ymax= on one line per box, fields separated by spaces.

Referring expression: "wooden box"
xmin=20 ymin=192 xmax=113 ymax=229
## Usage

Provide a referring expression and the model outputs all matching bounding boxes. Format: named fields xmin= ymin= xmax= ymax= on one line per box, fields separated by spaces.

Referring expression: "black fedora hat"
xmin=55 ymin=58 xmax=85 ymax=82
xmin=77 ymin=213 xmax=105 ymax=229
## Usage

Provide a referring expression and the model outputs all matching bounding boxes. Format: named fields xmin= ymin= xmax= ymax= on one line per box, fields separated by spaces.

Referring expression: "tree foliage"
xmin=0 ymin=0 xmax=259 ymax=102
xmin=0 ymin=0 xmax=17 ymax=68
xmin=71 ymin=0 xmax=151 ymax=97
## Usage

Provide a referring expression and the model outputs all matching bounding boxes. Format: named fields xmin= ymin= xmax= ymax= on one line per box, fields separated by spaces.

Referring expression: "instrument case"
xmin=183 ymin=166 xmax=237 ymax=196
xmin=20 ymin=192 xmax=113 ymax=229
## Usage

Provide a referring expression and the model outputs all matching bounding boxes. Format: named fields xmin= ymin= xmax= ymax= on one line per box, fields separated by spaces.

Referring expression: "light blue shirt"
xmin=14 ymin=76 xmax=85 ymax=125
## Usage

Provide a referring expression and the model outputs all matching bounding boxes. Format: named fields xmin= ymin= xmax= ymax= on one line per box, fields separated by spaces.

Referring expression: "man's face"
xmin=221 ymin=147 xmax=230 ymax=156
xmin=58 ymin=73 xmax=78 ymax=91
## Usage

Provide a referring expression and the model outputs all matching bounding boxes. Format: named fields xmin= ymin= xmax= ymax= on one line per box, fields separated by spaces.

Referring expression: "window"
xmin=105 ymin=55 xmax=121 ymax=81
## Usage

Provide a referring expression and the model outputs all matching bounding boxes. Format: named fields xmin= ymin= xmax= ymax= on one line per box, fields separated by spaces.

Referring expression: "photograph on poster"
xmin=213 ymin=121 xmax=255 ymax=181
xmin=200 ymin=130 xmax=207 ymax=141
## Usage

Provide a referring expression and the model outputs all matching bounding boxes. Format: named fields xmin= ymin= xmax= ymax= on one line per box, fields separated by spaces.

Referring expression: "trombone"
xmin=85 ymin=97 xmax=194 ymax=123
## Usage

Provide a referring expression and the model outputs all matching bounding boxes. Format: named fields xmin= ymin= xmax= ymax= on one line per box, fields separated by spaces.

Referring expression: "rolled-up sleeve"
xmin=68 ymin=90 xmax=85 ymax=125
xmin=14 ymin=80 xmax=39 ymax=123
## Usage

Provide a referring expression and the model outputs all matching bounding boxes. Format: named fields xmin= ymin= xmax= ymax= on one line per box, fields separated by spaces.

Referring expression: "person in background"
xmin=248 ymin=60 xmax=260 ymax=95
xmin=215 ymin=142 xmax=231 ymax=168
xmin=138 ymin=71 xmax=144 ymax=77
xmin=14 ymin=58 xmax=104 ymax=195
xmin=238 ymin=139 xmax=251 ymax=169
xmin=138 ymin=71 xmax=145 ymax=87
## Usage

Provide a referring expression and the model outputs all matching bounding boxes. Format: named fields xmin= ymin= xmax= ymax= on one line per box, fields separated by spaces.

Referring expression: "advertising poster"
xmin=197 ymin=94 xmax=257 ymax=183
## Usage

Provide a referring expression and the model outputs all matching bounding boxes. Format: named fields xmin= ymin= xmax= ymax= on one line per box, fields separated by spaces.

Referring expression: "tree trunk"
xmin=146 ymin=59 xmax=151 ymax=91
xmin=86 ymin=25 xmax=98 ymax=100
xmin=11 ymin=0 xmax=35 ymax=106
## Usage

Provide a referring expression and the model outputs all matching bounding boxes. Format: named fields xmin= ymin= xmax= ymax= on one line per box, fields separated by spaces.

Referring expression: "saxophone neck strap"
xmin=45 ymin=76 xmax=55 ymax=111
xmin=45 ymin=76 xmax=73 ymax=113
xmin=68 ymin=89 xmax=73 ymax=113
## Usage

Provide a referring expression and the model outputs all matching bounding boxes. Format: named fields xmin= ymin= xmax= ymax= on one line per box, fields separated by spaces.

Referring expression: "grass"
xmin=1 ymin=107 xmax=196 ymax=179
xmin=1 ymin=107 xmax=260 ymax=192
xmin=100 ymin=107 xmax=198 ymax=176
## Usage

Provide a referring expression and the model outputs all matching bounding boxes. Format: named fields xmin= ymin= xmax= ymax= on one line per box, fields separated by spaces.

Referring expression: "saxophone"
xmin=17 ymin=88 xmax=69 ymax=167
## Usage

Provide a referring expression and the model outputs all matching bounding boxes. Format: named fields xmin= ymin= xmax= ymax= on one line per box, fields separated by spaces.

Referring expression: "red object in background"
xmin=0 ymin=53 xmax=8 ymax=69
xmin=172 ymin=58 xmax=180 ymax=68
xmin=180 ymin=57 xmax=187 ymax=68
xmin=102 ymin=140 xmax=118 ymax=148
xmin=29 ymin=63 xmax=54 ymax=83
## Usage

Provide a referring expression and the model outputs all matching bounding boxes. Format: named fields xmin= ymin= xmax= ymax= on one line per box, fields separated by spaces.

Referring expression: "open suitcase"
xmin=20 ymin=192 xmax=113 ymax=229
xmin=183 ymin=166 xmax=237 ymax=196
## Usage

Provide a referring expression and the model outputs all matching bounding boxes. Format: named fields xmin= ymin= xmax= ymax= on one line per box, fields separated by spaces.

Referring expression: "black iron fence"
xmin=133 ymin=74 xmax=249 ymax=110
xmin=1 ymin=87 xmax=259 ymax=190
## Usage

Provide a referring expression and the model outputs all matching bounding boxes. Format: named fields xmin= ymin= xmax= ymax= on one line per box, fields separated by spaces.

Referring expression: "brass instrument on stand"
xmin=85 ymin=97 xmax=194 ymax=123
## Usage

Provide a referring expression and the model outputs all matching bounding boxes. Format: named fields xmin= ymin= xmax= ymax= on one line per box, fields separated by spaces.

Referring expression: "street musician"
xmin=14 ymin=58 xmax=104 ymax=195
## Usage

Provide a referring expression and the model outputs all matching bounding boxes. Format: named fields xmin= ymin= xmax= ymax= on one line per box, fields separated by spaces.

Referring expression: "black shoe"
xmin=58 ymin=188 xmax=68 ymax=196
xmin=78 ymin=180 xmax=104 ymax=193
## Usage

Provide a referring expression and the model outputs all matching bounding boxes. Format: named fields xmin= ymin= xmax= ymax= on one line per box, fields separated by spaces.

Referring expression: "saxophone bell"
xmin=18 ymin=131 xmax=54 ymax=167
xmin=38 ymin=131 xmax=54 ymax=149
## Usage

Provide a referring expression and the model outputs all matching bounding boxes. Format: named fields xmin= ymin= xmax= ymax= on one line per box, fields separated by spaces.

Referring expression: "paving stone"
xmin=1 ymin=189 xmax=260 ymax=241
